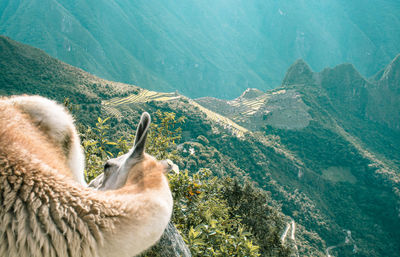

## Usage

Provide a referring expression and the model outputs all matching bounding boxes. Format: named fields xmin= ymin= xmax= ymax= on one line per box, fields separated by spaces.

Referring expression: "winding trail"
xmin=281 ymin=218 xmax=299 ymax=257
xmin=325 ymin=230 xmax=358 ymax=257
xmin=280 ymin=222 xmax=291 ymax=243
xmin=290 ymin=220 xmax=299 ymax=256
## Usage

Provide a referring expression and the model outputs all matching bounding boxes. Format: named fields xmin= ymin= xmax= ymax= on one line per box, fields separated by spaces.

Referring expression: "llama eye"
xmin=104 ymin=162 xmax=111 ymax=170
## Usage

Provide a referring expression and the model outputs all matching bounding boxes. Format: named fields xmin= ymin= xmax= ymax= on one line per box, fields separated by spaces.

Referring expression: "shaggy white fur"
xmin=0 ymin=96 xmax=173 ymax=257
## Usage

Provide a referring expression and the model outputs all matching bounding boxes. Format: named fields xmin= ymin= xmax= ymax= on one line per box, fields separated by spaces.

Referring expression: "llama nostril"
xmin=166 ymin=159 xmax=179 ymax=174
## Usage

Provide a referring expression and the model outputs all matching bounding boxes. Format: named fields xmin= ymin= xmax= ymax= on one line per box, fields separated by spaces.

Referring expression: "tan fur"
xmin=121 ymin=154 xmax=164 ymax=193
xmin=5 ymin=95 xmax=86 ymax=185
xmin=0 ymin=97 xmax=173 ymax=257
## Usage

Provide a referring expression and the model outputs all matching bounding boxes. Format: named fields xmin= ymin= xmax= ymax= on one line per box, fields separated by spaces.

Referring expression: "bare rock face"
xmin=251 ymin=89 xmax=311 ymax=130
xmin=367 ymin=54 xmax=400 ymax=130
xmin=282 ymin=59 xmax=314 ymax=86
xmin=144 ymin=222 xmax=192 ymax=257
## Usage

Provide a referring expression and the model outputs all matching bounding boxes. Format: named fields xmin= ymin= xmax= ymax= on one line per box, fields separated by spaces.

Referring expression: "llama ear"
xmin=130 ymin=112 xmax=151 ymax=158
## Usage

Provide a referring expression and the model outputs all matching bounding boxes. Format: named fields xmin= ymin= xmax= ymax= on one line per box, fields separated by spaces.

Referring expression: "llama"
xmin=0 ymin=96 xmax=173 ymax=257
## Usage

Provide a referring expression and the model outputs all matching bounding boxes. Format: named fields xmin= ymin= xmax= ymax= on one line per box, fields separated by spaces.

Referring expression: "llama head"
xmin=91 ymin=112 xmax=174 ymax=191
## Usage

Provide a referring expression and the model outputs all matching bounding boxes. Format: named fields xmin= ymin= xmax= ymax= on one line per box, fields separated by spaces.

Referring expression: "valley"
xmin=1 ymin=0 xmax=400 ymax=98
xmin=1 ymin=35 xmax=400 ymax=256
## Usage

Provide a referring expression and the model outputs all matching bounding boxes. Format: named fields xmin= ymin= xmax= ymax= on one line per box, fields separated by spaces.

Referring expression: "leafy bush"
xmin=168 ymin=169 xmax=261 ymax=256
xmin=80 ymin=112 xmax=289 ymax=256
xmin=80 ymin=110 xmax=185 ymax=181
xmin=221 ymin=178 xmax=290 ymax=256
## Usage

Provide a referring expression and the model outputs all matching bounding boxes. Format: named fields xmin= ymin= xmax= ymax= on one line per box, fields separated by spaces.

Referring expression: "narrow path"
xmin=325 ymin=230 xmax=358 ymax=257
xmin=280 ymin=222 xmax=291 ymax=243
xmin=290 ymin=220 xmax=299 ymax=256
xmin=280 ymin=218 xmax=299 ymax=257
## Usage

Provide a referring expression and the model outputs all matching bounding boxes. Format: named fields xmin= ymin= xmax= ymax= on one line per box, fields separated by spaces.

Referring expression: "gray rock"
xmin=142 ymin=222 xmax=192 ymax=257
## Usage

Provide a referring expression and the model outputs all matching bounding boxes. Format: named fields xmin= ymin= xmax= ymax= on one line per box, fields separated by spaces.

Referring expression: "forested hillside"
xmin=1 ymin=35 xmax=400 ymax=256
xmin=197 ymin=55 xmax=400 ymax=256
xmin=1 ymin=0 xmax=400 ymax=98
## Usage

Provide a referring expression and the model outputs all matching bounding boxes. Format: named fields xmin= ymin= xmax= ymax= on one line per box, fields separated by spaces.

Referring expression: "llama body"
xmin=0 ymin=96 xmax=173 ymax=257
xmin=4 ymin=95 xmax=86 ymax=185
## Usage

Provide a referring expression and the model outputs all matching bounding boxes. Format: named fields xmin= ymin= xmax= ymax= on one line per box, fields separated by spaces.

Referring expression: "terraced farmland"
xmin=189 ymin=100 xmax=248 ymax=138
xmin=228 ymin=92 xmax=269 ymax=122
xmin=196 ymin=89 xmax=312 ymax=130
xmin=102 ymin=89 xmax=248 ymax=137
xmin=103 ymin=89 xmax=181 ymax=106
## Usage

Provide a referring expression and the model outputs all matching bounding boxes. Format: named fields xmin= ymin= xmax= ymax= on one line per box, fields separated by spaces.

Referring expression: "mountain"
xmin=197 ymin=56 xmax=400 ymax=256
xmin=1 ymin=0 xmax=400 ymax=98
xmin=367 ymin=55 xmax=400 ymax=130
xmin=2 ymin=36 xmax=400 ymax=256
xmin=0 ymin=35 xmax=323 ymax=256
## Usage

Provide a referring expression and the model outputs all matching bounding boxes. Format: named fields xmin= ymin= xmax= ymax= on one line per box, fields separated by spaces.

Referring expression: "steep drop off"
xmin=197 ymin=56 xmax=400 ymax=256
xmin=2 ymin=36 xmax=400 ymax=256
xmin=0 ymin=35 xmax=324 ymax=256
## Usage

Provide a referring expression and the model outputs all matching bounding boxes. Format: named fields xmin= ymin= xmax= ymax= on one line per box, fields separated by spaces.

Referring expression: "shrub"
xmin=80 ymin=112 xmax=288 ymax=257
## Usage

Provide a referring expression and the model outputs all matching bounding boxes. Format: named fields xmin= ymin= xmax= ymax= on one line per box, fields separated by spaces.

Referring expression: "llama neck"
xmin=0 ymin=155 xmax=124 ymax=257
xmin=0 ymin=104 xmax=172 ymax=257
xmin=0 ymin=103 xmax=73 ymax=179
xmin=0 ymin=156 xmax=171 ymax=257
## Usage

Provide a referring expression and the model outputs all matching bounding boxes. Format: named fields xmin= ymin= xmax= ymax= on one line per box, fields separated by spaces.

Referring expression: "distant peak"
xmin=282 ymin=59 xmax=314 ymax=86
xmin=392 ymin=53 xmax=400 ymax=64
xmin=379 ymin=54 xmax=400 ymax=86
xmin=335 ymin=63 xmax=359 ymax=72
xmin=292 ymin=59 xmax=313 ymax=72
xmin=0 ymin=35 xmax=10 ymax=41
xmin=319 ymin=62 xmax=366 ymax=83
xmin=0 ymin=35 xmax=17 ymax=48
xmin=293 ymin=59 xmax=310 ymax=67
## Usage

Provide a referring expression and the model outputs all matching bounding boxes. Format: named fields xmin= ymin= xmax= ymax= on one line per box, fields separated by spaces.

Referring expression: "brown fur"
xmin=123 ymin=155 xmax=164 ymax=193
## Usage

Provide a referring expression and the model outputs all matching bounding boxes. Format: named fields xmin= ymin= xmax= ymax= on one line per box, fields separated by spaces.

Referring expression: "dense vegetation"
xmin=79 ymin=111 xmax=290 ymax=256
xmin=191 ymin=56 xmax=400 ymax=256
xmin=2 ymin=36 xmax=399 ymax=256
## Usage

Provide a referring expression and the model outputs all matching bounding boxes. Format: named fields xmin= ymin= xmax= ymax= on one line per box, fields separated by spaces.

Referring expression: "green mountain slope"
xmin=2 ymin=36 xmax=400 ymax=256
xmin=0 ymin=35 xmax=326 ymax=256
xmin=1 ymin=0 xmax=400 ymax=98
xmin=197 ymin=56 xmax=400 ymax=256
